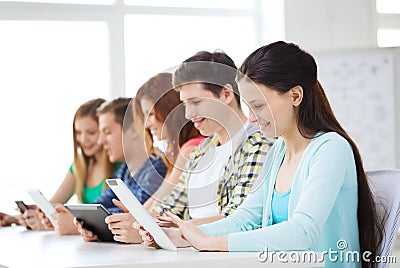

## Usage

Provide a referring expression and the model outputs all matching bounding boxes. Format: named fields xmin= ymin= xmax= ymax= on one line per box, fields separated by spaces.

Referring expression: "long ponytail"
xmin=239 ymin=41 xmax=384 ymax=267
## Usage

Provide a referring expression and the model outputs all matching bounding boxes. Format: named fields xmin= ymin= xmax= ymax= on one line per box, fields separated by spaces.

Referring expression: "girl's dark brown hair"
xmin=238 ymin=41 xmax=384 ymax=268
xmin=134 ymin=73 xmax=201 ymax=173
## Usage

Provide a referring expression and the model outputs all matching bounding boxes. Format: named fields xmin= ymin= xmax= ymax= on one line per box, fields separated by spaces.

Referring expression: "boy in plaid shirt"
xmin=151 ymin=51 xmax=273 ymax=225
xmin=77 ymin=51 xmax=273 ymax=243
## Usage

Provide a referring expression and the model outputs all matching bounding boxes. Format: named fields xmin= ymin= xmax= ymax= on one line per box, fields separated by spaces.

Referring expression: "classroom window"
xmin=376 ymin=0 xmax=400 ymax=14
xmin=0 ymin=0 xmax=114 ymax=4
xmin=375 ymin=0 xmax=400 ymax=47
xmin=124 ymin=14 xmax=257 ymax=95
xmin=377 ymin=29 xmax=400 ymax=47
xmin=124 ymin=0 xmax=255 ymax=9
xmin=0 ymin=20 xmax=110 ymax=213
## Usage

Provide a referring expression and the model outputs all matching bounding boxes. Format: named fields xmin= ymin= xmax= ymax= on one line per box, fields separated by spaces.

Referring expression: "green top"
xmin=82 ymin=181 xmax=105 ymax=204
xmin=69 ymin=161 xmax=123 ymax=204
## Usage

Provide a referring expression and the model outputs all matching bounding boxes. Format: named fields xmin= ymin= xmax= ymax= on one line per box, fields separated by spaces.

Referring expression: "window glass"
xmin=376 ymin=0 xmax=400 ymax=14
xmin=377 ymin=29 xmax=400 ymax=47
xmin=0 ymin=0 xmax=114 ymax=4
xmin=124 ymin=0 xmax=254 ymax=9
xmin=0 ymin=21 xmax=110 ymax=213
xmin=124 ymin=14 xmax=257 ymax=95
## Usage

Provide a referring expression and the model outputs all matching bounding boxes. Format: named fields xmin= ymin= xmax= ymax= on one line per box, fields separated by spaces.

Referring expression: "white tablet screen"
xmin=27 ymin=188 xmax=57 ymax=227
xmin=106 ymin=179 xmax=177 ymax=251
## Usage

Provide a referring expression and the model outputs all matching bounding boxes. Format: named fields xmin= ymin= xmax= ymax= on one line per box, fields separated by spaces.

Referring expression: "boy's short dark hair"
xmin=173 ymin=50 xmax=241 ymax=107
xmin=97 ymin=97 xmax=133 ymax=131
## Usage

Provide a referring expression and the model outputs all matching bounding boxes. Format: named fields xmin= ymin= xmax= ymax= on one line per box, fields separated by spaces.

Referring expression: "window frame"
xmin=375 ymin=0 xmax=400 ymax=47
xmin=0 ymin=0 xmax=271 ymax=97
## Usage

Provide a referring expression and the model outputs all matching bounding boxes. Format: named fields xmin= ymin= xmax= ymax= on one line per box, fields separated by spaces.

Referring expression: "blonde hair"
xmin=72 ymin=98 xmax=114 ymax=203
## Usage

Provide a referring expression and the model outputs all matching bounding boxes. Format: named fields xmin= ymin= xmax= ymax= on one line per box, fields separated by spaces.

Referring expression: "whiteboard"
xmin=315 ymin=48 xmax=398 ymax=170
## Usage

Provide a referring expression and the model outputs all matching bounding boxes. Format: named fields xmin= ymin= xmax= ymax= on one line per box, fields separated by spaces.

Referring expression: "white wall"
xmin=284 ymin=0 xmax=400 ymax=169
xmin=285 ymin=0 xmax=377 ymax=52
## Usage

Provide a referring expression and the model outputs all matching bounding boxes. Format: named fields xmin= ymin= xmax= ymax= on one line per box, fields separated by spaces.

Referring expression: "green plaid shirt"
xmin=152 ymin=122 xmax=274 ymax=220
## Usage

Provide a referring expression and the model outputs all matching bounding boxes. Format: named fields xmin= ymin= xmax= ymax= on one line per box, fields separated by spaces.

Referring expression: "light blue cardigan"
xmin=199 ymin=132 xmax=360 ymax=267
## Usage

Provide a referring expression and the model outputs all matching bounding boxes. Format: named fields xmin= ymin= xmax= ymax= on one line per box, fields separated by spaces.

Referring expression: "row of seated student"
xmin=0 ymin=74 xmax=204 ymax=234
xmin=0 ymin=41 xmax=384 ymax=268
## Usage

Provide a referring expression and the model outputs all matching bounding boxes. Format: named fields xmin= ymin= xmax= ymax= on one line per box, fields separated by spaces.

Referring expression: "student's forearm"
xmin=143 ymin=198 xmax=160 ymax=211
xmin=210 ymin=236 xmax=229 ymax=251
xmin=51 ymin=172 xmax=75 ymax=203
xmin=190 ymin=215 xmax=224 ymax=226
xmin=200 ymin=236 xmax=229 ymax=252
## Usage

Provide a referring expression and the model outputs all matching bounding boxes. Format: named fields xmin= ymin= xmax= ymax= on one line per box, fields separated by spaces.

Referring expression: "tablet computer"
xmin=27 ymin=188 xmax=57 ymax=227
xmin=106 ymin=178 xmax=177 ymax=251
xmin=64 ymin=204 xmax=114 ymax=242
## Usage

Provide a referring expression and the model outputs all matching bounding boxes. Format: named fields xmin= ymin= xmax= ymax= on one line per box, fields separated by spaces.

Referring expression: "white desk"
xmin=0 ymin=226 xmax=324 ymax=268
